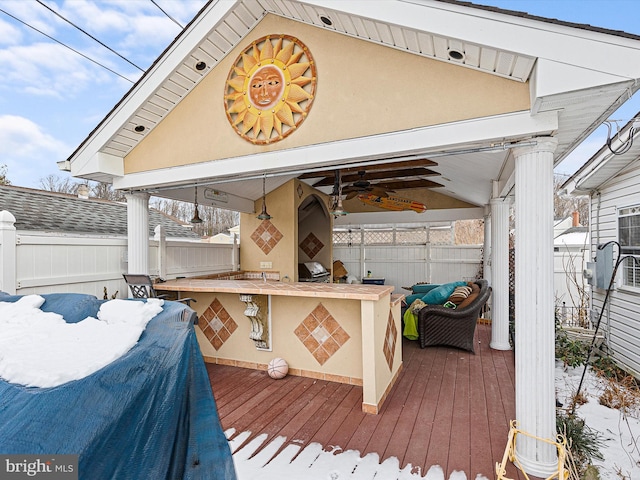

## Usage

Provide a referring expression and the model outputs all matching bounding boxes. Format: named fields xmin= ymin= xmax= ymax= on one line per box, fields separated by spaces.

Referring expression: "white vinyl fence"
xmin=0 ymin=212 xmax=235 ymax=299
xmin=333 ymin=228 xmax=483 ymax=295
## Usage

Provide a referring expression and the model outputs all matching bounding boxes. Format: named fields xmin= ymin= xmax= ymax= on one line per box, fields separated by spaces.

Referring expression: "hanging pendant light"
xmin=329 ymin=170 xmax=348 ymax=217
xmin=330 ymin=195 xmax=348 ymax=217
xmin=257 ymin=174 xmax=272 ymax=220
xmin=190 ymin=185 xmax=203 ymax=224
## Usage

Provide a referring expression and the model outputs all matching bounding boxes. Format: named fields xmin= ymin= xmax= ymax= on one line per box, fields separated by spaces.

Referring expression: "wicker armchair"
xmin=417 ymin=279 xmax=491 ymax=353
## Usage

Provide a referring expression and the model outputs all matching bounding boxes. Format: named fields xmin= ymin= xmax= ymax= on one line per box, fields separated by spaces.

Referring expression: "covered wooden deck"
xmin=207 ymin=324 xmax=525 ymax=479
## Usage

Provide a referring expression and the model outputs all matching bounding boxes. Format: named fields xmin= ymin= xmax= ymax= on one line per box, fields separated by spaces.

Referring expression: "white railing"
xmin=0 ymin=211 xmax=236 ymax=299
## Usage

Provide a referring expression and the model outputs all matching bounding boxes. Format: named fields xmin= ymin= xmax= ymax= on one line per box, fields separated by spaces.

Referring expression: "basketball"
xmin=267 ymin=357 xmax=289 ymax=379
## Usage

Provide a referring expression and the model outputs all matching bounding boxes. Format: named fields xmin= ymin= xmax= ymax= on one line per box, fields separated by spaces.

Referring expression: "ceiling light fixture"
xmin=134 ymin=125 xmax=145 ymax=133
xmin=320 ymin=15 xmax=333 ymax=26
xmin=190 ymin=185 xmax=203 ymax=224
xmin=329 ymin=170 xmax=348 ymax=217
xmin=256 ymin=174 xmax=272 ymax=221
xmin=195 ymin=61 xmax=207 ymax=71
xmin=448 ymin=49 xmax=465 ymax=61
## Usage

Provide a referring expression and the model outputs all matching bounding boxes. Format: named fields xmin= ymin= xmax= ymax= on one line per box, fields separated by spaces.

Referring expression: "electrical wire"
xmin=604 ymin=119 xmax=637 ymax=155
xmin=35 ymin=0 xmax=145 ymax=72
xmin=0 ymin=7 xmax=136 ymax=83
xmin=150 ymin=0 xmax=184 ymax=29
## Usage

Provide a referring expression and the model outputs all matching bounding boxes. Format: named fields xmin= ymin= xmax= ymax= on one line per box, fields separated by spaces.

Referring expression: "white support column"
xmin=513 ymin=137 xmax=558 ymax=477
xmin=483 ymin=205 xmax=492 ymax=288
xmin=154 ymin=225 xmax=166 ymax=279
xmin=126 ymin=192 xmax=150 ymax=275
xmin=0 ymin=211 xmax=17 ymax=294
xmin=490 ymin=197 xmax=511 ymax=350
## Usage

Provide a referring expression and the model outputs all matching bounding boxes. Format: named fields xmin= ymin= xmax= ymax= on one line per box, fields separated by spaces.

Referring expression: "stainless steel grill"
xmin=298 ymin=262 xmax=330 ymax=282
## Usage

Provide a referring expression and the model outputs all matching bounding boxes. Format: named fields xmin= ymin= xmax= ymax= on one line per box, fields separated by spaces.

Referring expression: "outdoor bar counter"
xmin=157 ymin=278 xmax=404 ymax=414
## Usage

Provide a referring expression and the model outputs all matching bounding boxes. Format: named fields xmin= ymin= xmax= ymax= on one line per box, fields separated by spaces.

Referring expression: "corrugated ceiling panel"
xmin=243 ymin=0 xmax=266 ymax=20
xmin=200 ymin=38 xmax=226 ymax=61
xmin=169 ymin=71 xmax=196 ymax=90
xmin=271 ymin=0 xmax=293 ymax=17
xmin=377 ymin=22 xmax=394 ymax=46
xmin=217 ymin=21 xmax=242 ymax=45
xmin=350 ymin=16 xmax=368 ymax=38
xmin=362 ymin=19 xmax=380 ymax=41
xmin=295 ymin=4 xmax=316 ymax=24
xmin=336 ymin=13 xmax=357 ymax=36
xmin=389 ymin=25 xmax=407 ymax=49
xmin=464 ymin=44 xmax=481 ymax=67
xmin=134 ymin=109 xmax=162 ymax=124
xmin=148 ymin=96 xmax=175 ymax=111
xmin=433 ymin=36 xmax=448 ymax=58
xmin=163 ymin=79 xmax=187 ymax=97
xmin=235 ymin=2 xmax=261 ymax=25
xmin=225 ymin=12 xmax=252 ymax=36
xmin=116 ymin=129 xmax=141 ymax=142
xmin=417 ymin=32 xmax=435 ymax=56
xmin=176 ymin=63 xmax=203 ymax=83
xmin=495 ymin=52 xmax=516 ymax=76
xmin=511 ymin=56 xmax=534 ymax=82
xmin=209 ymin=31 xmax=233 ymax=52
xmin=479 ymin=48 xmax=498 ymax=72
xmin=140 ymin=101 xmax=168 ymax=118
xmin=327 ymin=12 xmax=347 ymax=33
xmin=110 ymin=135 xmax=136 ymax=149
xmin=155 ymin=86 xmax=182 ymax=104
xmin=103 ymin=145 xmax=127 ymax=156
xmin=404 ymin=29 xmax=420 ymax=53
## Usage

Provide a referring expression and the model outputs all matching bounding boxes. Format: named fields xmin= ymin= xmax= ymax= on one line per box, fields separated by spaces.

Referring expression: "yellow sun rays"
xmin=225 ymin=35 xmax=317 ymax=145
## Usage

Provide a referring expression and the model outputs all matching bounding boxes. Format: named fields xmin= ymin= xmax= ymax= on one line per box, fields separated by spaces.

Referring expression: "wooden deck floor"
xmin=207 ymin=324 xmax=525 ymax=479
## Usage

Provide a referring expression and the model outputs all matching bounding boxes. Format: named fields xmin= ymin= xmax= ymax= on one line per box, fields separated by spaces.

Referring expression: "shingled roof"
xmin=0 ymin=185 xmax=200 ymax=239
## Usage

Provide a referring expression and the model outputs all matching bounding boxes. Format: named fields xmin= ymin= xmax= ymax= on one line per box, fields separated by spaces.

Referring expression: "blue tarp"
xmin=0 ymin=293 xmax=237 ymax=480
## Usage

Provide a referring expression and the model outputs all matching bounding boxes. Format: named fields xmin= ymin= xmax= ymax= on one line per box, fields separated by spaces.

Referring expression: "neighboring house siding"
xmin=589 ymin=165 xmax=640 ymax=376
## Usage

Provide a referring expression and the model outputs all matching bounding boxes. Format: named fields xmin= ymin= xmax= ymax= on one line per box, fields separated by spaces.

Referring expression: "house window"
xmin=618 ymin=206 xmax=640 ymax=288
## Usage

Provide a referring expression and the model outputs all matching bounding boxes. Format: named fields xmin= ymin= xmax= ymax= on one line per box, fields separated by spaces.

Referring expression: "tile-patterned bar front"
xmin=157 ymin=278 xmax=402 ymax=413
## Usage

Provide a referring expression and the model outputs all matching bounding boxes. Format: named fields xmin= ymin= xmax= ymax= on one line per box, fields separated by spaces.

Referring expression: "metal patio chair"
xmin=123 ymin=274 xmax=196 ymax=307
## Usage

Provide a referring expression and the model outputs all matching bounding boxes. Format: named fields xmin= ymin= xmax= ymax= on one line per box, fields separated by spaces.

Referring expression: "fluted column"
xmin=490 ymin=197 xmax=511 ymax=350
xmin=513 ymin=137 xmax=558 ymax=476
xmin=125 ymin=192 xmax=150 ymax=276
xmin=483 ymin=205 xmax=492 ymax=287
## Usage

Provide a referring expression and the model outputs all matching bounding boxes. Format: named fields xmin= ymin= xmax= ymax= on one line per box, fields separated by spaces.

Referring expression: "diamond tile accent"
xmin=383 ymin=311 xmax=398 ymax=371
xmin=199 ymin=298 xmax=237 ymax=351
xmin=250 ymin=220 xmax=283 ymax=255
xmin=295 ymin=303 xmax=349 ymax=365
xmin=300 ymin=232 xmax=324 ymax=259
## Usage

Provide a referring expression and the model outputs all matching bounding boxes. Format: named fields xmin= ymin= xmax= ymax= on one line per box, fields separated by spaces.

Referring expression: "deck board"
xmin=207 ymin=324 xmax=525 ymax=479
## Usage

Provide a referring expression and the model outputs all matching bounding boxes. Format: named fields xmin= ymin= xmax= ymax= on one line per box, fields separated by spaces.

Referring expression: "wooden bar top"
xmin=156 ymin=278 xmax=395 ymax=301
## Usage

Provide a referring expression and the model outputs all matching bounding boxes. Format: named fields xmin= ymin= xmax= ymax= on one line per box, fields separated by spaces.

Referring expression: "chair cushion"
xmin=448 ymin=285 xmax=473 ymax=305
xmin=457 ymin=283 xmax=481 ymax=309
xmin=421 ymin=281 xmax=467 ymax=305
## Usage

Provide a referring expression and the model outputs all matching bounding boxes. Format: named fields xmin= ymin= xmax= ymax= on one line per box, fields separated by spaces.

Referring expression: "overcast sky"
xmin=1 ymin=0 xmax=639 ymax=189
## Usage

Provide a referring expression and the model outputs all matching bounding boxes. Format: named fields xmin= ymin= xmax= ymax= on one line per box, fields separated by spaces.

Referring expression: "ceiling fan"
xmin=342 ymin=170 xmax=393 ymax=199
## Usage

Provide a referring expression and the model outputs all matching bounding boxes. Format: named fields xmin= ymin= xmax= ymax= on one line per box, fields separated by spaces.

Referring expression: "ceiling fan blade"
xmin=345 ymin=190 xmax=358 ymax=200
xmin=369 ymin=187 xmax=390 ymax=197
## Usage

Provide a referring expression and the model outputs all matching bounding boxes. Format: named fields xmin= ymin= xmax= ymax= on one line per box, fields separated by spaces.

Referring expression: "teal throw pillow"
xmin=411 ymin=283 xmax=440 ymax=294
xmin=421 ymin=281 xmax=467 ymax=305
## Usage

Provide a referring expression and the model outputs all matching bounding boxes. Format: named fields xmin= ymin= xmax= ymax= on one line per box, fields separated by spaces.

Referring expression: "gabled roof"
xmin=63 ymin=0 xmax=640 ymax=222
xmin=0 ymin=185 xmax=200 ymax=239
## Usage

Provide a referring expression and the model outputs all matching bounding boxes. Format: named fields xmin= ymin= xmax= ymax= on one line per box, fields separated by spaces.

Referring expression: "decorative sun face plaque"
xmin=224 ymin=35 xmax=317 ymax=145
